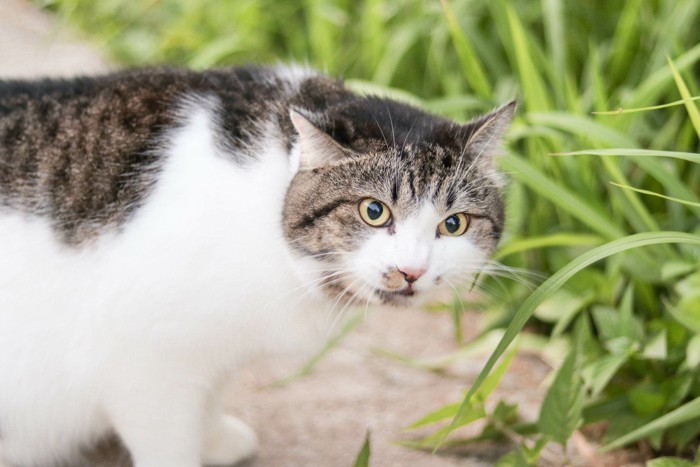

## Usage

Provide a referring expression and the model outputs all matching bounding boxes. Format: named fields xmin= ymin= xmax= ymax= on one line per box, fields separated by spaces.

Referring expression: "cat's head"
xmin=282 ymin=98 xmax=514 ymax=307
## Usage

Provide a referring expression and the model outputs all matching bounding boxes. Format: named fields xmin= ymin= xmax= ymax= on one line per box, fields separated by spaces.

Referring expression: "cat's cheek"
xmin=433 ymin=236 xmax=489 ymax=286
xmin=342 ymin=239 xmax=384 ymax=294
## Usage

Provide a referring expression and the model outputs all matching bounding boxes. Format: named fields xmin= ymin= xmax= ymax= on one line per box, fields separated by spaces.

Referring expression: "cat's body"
xmin=0 ymin=65 xmax=513 ymax=467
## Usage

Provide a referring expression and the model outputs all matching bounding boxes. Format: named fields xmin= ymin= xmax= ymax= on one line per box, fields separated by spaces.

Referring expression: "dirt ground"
xmin=0 ymin=1 xmax=646 ymax=465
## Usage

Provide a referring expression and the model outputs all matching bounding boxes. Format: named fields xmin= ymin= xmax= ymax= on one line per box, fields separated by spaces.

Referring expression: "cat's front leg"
xmin=202 ymin=412 xmax=257 ymax=466
xmin=104 ymin=378 xmax=206 ymax=467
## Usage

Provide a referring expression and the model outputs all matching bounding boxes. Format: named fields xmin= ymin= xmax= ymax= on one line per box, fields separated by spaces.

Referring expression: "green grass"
xmin=39 ymin=0 xmax=700 ymax=462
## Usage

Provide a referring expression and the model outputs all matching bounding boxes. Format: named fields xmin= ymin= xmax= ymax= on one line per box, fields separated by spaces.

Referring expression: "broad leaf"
xmin=537 ymin=321 xmax=584 ymax=446
xmin=603 ymin=396 xmax=700 ymax=451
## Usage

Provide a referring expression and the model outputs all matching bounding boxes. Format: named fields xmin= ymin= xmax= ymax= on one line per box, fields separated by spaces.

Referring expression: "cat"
xmin=0 ymin=64 xmax=514 ymax=467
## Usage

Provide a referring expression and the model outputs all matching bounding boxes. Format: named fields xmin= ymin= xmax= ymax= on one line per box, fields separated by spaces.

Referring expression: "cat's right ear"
xmin=289 ymin=109 xmax=346 ymax=171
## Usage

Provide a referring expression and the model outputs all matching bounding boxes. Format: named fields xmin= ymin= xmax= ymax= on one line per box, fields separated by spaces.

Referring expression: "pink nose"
xmin=398 ymin=267 xmax=427 ymax=284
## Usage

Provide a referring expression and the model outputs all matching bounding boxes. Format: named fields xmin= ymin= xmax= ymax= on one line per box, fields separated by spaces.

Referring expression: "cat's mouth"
xmin=375 ymin=285 xmax=416 ymax=305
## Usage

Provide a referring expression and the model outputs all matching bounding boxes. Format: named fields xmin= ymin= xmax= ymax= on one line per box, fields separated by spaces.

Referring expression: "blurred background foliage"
xmin=38 ymin=0 xmax=700 ymax=462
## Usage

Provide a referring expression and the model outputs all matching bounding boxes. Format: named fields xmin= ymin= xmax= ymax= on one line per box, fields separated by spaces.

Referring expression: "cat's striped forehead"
xmin=289 ymin=96 xmax=513 ymax=222
xmin=313 ymin=141 xmax=503 ymax=221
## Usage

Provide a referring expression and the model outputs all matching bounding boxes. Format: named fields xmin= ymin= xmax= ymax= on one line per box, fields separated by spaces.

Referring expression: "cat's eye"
xmin=359 ymin=198 xmax=392 ymax=227
xmin=438 ymin=213 xmax=470 ymax=237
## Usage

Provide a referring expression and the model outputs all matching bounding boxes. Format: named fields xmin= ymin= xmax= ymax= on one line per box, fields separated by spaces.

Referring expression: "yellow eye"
xmin=359 ymin=198 xmax=392 ymax=227
xmin=438 ymin=213 xmax=470 ymax=236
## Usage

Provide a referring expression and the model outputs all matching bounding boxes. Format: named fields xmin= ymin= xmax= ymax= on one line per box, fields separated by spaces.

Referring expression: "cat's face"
xmin=282 ymin=102 xmax=513 ymax=307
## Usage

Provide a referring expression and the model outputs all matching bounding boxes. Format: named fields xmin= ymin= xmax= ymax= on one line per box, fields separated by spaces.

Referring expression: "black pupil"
xmin=367 ymin=201 xmax=383 ymax=221
xmin=445 ymin=215 xmax=460 ymax=233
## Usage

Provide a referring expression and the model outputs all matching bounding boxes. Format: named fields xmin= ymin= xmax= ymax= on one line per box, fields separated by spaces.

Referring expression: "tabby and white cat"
xmin=0 ymin=65 xmax=513 ymax=467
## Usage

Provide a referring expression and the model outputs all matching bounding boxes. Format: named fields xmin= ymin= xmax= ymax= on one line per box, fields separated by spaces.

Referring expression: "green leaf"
xmin=537 ymin=322 xmax=584 ymax=446
xmin=523 ymin=436 xmax=549 ymax=463
xmin=407 ymin=345 xmax=519 ymax=429
xmin=668 ymin=56 xmax=700 ymax=138
xmin=610 ymin=183 xmax=700 ymax=209
xmin=582 ymin=352 xmax=630 ymax=398
xmin=380 ymin=328 xmax=504 ymax=372
xmin=603 ymin=396 xmax=700 ymax=452
xmin=542 ymin=0 xmax=565 ymax=104
xmin=684 ymin=335 xmax=700 ymax=370
xmin=628 ymin=42 xmax=700 ymax=110
xmin=661 ymin=261 xmax=699 ymax=281
xmin=607 ymin=0 xmax=643 ymax=83
xmin=647 ymin=457 xmax=698 ymax=467
xmin=629 ymin=387 xmax=668 ymax=417
xmin=439 ymin=0 xmax=491 ymax=99
xmin=641 ymin=331 xmax=667 ymax=361
xmin=534 ymin=290 xmax=588 ymax=324
xmin=667 ymin=273 xmax=700 ymax=333
xmin=495 ymin=448 xmax=536 ymax=467
xmin=506 ymin=4 xmax=551 ymax=111
xmin=407 ymin=402 xmax=461 ymax=430
xmin=272 ymin=311 xmax=363 ymax=386
xmin=666 ymin=416 xmax=700 ymax=452
xmin=500 ymin=152 xmax=624 ymax=241
xmin=353 ymin=431 xmax=371 ymax=467
xmin=591 ymin=305 xmax=643 ymax=345
xmin=345 ymin=80 xmax=424 ymax=106
xmin=631 ymin=158 xmax=700 ymax=218
xmin=602 ymin=161 xmax=660 ymax=234
xmin=474 ymin=346 xmax=519 ymax=404
xmin=415 ymin=406 xmax=487 ymax=447
xmin=371 ymin=22 xmax=426 ymax=86
xmin=592 ymin=96 xmax=700 ymax=115
xmin=529 ymin=113 xmax=637 ymax=147
xmin=439 ymin=232 xmax=700 ymax=449
xmin=494 ymin=233 xmax=603 ymax=260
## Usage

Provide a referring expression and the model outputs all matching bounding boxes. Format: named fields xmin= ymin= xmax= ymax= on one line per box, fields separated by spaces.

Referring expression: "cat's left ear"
xmin=461 ymin=100 xmax=516 ymax=163
xmin=289 ymin=109 xmax=347 ymax=171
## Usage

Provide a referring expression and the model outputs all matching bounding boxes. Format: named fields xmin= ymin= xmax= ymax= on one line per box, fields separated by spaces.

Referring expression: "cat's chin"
xmin=373 ymin=286 xmax=439 ymax=308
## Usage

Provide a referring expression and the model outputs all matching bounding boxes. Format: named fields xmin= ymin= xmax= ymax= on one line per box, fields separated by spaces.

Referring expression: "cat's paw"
xmin=202 ymin=415 xmax=257 ymax=466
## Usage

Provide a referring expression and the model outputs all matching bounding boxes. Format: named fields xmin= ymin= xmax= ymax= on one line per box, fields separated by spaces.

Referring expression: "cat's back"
xmin=0 ymin=65 xmax=331 ymax=393
xmin=0 ymin=65 xmax=339 ymax=244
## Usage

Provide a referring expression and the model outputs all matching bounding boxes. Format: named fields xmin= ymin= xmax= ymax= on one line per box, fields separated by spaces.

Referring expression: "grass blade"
xmin=501 ymin=152 xmax=624 ymax=240
xmin=598 ymin=156 xmax=660 ymax=233
xmin=602 ymin=396 xmax=700 ymax=452
xmin=628 ymin=43 xmax=700 ymax=110
xmin=606 ymin=0 xmax=643 ymax=84
xmin=541 ymin=0 xmax=566 ymax=105
xmin=494 ymin=233 xmax=602 ymax=260
xmin=353 ymin=431 xmax=371 ymax=467
xmin=553 ymin=149 xmax=700 ymax=216
xmin=592 ymin=96 xmax=700 ymax=115
xmin=408 ymin=402 xmax=461 ymax=430
xmin=506 ymin=4 xmax=551 ymax=111
xmin=610 ymin=183 xmax=700 ymax=209
xmin=553 ymin=148 xmax=700 ymax=164
xmin=271 ymin=311 xmax=363 ymax=386
xmin=439 ymin=0 xmax=492 ymax=99
xmin=668 ymin=56 xmax=700 ymax=138
xmin=528 ymin=113 xmax=637 ymax=147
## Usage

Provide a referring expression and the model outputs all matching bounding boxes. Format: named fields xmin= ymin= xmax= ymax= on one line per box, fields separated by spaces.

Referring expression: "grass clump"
xmin=39 ymin=0 xmax=700 ymax=462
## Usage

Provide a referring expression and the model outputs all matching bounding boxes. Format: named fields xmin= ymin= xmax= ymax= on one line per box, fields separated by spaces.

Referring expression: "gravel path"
xmin=0 ymin=2 xmax=644 ymax=465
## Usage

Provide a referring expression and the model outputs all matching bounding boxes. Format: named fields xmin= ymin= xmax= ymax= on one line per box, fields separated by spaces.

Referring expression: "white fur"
xmin=349 ymin=202 xmax=488 ymax=306
xmin=0 ymin=104 xmax=324 ymax=467
xmin=0 ymin=101 xmax=490 ymax=467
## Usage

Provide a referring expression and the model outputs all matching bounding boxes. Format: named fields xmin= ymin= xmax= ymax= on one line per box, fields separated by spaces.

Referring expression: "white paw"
xmin=202 ymin=415 xmax=257 ymax=466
